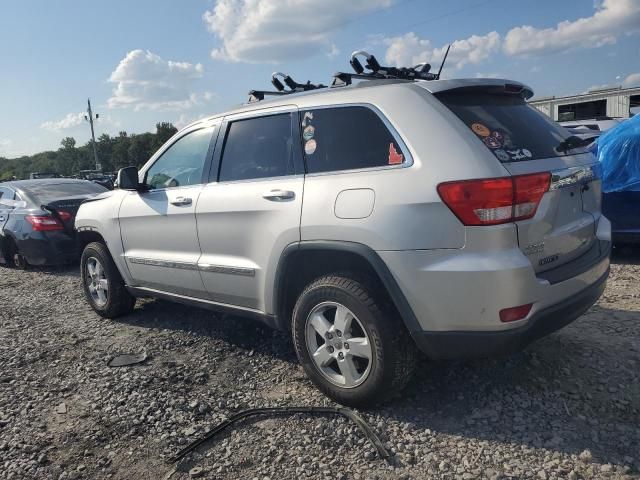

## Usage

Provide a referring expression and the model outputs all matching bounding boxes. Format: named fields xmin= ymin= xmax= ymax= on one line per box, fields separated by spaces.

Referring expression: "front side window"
xmin=146 ymin=127 xmax=214 ymax=189
xmin=219 ymin=114 xmax=293 ymax=182
xmin=301 ymin=106 xmax=406 ymax=174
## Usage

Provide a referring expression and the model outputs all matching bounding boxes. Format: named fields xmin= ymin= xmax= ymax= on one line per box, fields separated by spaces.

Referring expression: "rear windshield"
xmin=436 ymin=91 xmax=589 ymax=162
xmin=22 ymin=182 xmax=107 ymax=204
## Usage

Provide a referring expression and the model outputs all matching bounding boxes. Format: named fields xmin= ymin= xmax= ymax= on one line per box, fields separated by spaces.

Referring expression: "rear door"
xmin=437 ymin=88 xmax=600 ymax=273
xmin=195 ymin=107 xmax=304 ymax=312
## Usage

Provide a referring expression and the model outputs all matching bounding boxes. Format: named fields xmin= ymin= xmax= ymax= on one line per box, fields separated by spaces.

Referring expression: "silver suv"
xmin=76 ymin=71 xmax=611 ymax=406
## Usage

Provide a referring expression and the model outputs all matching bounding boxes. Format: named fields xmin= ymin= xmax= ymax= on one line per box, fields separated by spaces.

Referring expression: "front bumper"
xmin=412 ymin=267 xmax=608 ymax=359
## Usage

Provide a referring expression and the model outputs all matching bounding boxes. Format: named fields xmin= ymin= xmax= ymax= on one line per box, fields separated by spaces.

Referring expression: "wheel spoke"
xmin=337 ymin=356 xmax=360 ymax=386
xmin=333 ymin=305 xmax=353 ymax=335
xmin=309 ymin=312 xmax=331 ymax=337
xmin=96 ymin=288 xmax=107 ymax=303
xmin=87 ymin=262 xmax=96 ymax=278
xmin=98 ymin=279 xmax=109 ymax=291
xmin=347 ymin=337 xmax=371 ymax=359
xmin=313 ymin=345 xmax=333 ymax=368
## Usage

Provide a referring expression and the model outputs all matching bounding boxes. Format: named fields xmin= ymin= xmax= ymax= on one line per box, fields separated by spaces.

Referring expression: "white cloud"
xmin=623 ymin=72 xmax=640 ymax=87
xmin=0 ymin=138 xmax=13 ymax=156
xmin=203 ymin=0 xmax=392 ymax=63
xmin=107 ymin=50 xmax=206 ymax=111
xmin=383 ymin=31 xmax=500 ymax=70
xmin=40 ymin=112 xmax=85 ymax=131
xmin=503 ymin=0 xmax=640 ymax=56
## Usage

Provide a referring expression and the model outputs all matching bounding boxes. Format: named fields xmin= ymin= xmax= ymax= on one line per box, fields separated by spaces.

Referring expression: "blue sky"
xmin=1 ymin=0 xmax=639 ymax=158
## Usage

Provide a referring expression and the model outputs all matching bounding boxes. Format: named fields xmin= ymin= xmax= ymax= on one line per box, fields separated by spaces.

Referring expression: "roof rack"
xmin=248 ymin=72 xmax=327 ymax=103
xmin=247 ymin=46 xmax=451 ymax=102
xmin=331 ymin=48 xmax=450 ymax=87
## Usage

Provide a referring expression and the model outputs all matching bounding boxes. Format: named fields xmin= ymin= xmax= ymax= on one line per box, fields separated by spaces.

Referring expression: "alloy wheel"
xmin=86 ymin=257 xmax=109 ymax=307
xmin=305 ymin=301 xmax=373 ymax=388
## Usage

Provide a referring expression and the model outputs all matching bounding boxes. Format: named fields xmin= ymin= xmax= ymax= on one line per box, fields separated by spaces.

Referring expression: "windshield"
xmin=22 ymin=181 xmax=107 ymax=204
xmin=436 ymin=91 xmax=590 ymax=162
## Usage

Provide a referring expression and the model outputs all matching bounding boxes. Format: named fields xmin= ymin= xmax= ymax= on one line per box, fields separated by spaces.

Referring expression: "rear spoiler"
xmin=416 ymin=78 xmax=534 ymax=100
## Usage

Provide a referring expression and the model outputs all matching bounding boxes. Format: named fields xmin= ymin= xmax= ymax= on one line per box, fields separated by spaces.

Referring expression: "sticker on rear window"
xmin=507 ymin=149 xmax=530 ymax=161
xmin=471 ymin=123 xmax=490 ymax=137
xmin=302 ymin=112 xmax=313 ymax=127
xmin=483 ymin=136 xmax=502 ymax=149
xmin=494 ymin=149 xmax=510 ymax=162
xmin=304 ymin=139 xmax=317 ymax=155
xmin=303 ymin=125 xmax=315 ymax=141
xmin=388 ymin=143 xmax=404 ymax=165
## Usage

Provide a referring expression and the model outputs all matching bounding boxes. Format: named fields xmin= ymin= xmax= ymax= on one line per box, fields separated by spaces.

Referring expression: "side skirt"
xmin=126 ymin=286 xmax=279 ymax=330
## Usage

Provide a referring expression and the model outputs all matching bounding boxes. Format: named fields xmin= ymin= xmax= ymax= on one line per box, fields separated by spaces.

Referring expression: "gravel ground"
xmin=0 ymin=250 xmax=639 ymax=480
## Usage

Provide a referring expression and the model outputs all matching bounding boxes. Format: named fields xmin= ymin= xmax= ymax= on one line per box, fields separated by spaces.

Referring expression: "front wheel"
xmin=292 ymin=274 xmax=417 ymax=407
xmin=81 ymin=242 xmax=135 ymax=318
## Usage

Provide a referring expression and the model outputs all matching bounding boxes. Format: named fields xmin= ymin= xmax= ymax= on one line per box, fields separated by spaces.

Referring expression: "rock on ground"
xmin=0 ymin=249 xmax=639 ymax=479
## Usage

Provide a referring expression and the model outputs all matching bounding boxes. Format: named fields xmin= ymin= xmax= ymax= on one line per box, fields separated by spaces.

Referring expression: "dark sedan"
xmin=0 ymin=179 xmax=108 ymax=268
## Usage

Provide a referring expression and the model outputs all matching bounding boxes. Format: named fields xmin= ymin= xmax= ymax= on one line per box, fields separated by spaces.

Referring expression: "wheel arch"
xmin=272 ymin=241 xmax=421 ymax=335
xmin=77 ymin=229 xmax=107 ymax=253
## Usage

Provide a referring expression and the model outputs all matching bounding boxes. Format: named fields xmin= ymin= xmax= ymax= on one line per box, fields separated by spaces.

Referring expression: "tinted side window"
xmin=301 ymin=106 xmax=406 ymax=174
xmin=219 ymin=114 xmax=293 ymax=182
xmin=146 ymin=127 xmax=214 ymax=189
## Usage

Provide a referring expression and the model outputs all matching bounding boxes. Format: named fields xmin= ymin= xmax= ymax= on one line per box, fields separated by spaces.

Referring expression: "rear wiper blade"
xmin=555 ymin=135 xmax=594 ymax=153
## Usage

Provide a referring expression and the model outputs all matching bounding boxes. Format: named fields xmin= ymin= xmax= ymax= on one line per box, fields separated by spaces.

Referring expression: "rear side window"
xmin=22 ymin=182 xmax=107 ymax=204
xmin=437 ymin=91 xmax=589 ymax=162
xmin=219 ymin=114 xmax=293 ymax=182
xmin=301 ymin=106 xmax=406 ymax=174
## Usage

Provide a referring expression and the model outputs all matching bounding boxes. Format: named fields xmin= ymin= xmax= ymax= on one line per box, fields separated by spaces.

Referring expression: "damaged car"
xmin=0 ymin=179 xmax=107 ymax=268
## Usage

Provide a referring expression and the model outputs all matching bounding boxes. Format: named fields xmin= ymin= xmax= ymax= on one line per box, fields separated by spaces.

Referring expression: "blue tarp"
xmin=595 ymin=114 xmax=640 ymax=193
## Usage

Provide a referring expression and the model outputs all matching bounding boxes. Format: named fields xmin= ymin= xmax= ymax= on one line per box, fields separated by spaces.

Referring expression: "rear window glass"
xmin=301 ymin=106 xmax=406 ymax=174
xmin=22 ymin=182 xmax=107 ymax=204
xmin=437 ymin=91 xmax=589 ymax=162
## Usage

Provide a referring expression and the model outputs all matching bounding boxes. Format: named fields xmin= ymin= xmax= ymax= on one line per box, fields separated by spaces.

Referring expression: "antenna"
xmin=436 ymin=44 xmax=451 ymax=80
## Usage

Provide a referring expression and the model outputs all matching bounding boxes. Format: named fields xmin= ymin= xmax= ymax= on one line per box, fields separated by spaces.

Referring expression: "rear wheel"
xmin=2 ymin=238 xmax=27 ymax=270
xmin=81 ymin=242 xmax=135 ymax=318
xmin=292 ymin=273 xmax=417 ymax=407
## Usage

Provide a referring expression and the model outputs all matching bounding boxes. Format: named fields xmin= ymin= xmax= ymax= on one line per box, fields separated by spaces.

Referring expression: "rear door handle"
xmin=0 ymin=215 xmax=5 ymax=221
xmin=262 ymin=189 xmax=295 ymax=201
xmin=170 ymin=196 xmax=192 ymax=206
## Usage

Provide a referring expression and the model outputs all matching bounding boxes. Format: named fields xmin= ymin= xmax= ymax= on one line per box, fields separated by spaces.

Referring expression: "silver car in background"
xmin=75 ymin=76 xmax=611 ymax=406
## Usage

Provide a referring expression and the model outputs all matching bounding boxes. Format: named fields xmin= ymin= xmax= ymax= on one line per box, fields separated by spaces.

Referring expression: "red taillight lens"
xmin=57 ymin=211 xmax=73 ymax=222
xmin=25 ymin=215 xmax=64 ymax=232
xmin=437 ymin=172 xmax=551 ymax=226
xmin=499 ymin=303 xmax=533 ymax=322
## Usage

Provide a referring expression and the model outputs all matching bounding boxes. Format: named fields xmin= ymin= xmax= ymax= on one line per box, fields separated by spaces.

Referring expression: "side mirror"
xmin=116 ymin=166 xmax=140 ymax=191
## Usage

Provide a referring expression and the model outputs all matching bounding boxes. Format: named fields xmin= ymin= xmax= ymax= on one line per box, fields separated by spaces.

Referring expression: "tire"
xmin=2 ymin=238 xmax=27 ymax=270
xmin=81 ymin=242 xmax=136 ymax=318
xmin=292 ymin=273 xmax=418 ymax=407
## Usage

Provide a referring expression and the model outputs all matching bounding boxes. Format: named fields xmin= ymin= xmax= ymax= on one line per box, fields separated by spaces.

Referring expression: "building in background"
xmin=530 ymin=86 xmax=640 ymax=123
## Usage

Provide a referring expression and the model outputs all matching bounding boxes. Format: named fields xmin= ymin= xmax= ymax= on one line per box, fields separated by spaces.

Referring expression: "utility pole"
xmin=84 ymin=98 xmax=100 ymax=171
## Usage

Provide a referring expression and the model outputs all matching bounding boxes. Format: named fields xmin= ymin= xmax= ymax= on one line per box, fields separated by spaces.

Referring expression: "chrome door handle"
xmin=0 ymin=216 xmax=5 ymax=221
xmin=170 ymin=196 xmax=192 ymax=206
xmin=262 ymin=189 xmax=295 ymax=201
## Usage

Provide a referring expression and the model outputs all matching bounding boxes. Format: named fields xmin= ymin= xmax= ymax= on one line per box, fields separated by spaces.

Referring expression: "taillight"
xmin=437 ymin=172 xmax=551 ymax=226
xmin=25 ymin=215 xmax=65 ymax=232
xmin=57 ymin=211 xmax=73 ymax=222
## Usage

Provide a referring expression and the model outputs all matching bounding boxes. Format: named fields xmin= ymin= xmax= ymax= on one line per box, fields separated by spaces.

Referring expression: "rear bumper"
xmin=612 ymin=230 xmax=640 ymax=245
xmin=16 ymin=232 xmax=78 ymax=266
xmin=412 ymin=267 xmax=608 ymax=359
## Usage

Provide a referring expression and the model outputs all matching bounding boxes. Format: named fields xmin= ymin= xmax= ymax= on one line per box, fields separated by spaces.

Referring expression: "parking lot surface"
xmin=0 ymin=252 xmax=639 ymax=480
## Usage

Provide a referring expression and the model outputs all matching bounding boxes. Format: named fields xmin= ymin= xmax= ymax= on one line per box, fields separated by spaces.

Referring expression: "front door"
xmin=195 ymin=109 xmax=304 ymax=312
xmin=119 ymin=124 xmax=217 ymax=297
